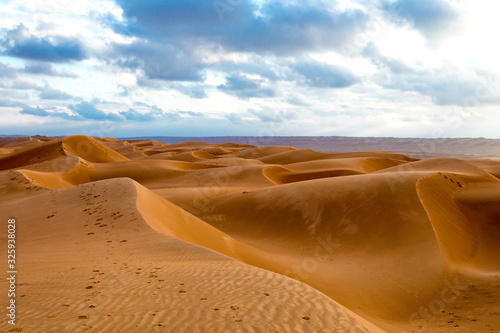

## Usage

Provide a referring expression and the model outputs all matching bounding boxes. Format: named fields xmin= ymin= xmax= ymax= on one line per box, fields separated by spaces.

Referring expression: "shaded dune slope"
xmin=417 ymin=174 xmax=500 ymax=272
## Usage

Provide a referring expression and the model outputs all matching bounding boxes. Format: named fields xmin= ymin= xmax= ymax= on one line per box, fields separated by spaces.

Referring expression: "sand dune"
xmin=0 ymin=136 xmax=128 ymax=172
xmin=1 ymin=135 xmax=500 ymax=332
xmin=1 ymin=177 xmax=379 ymax=332
xmin=231 ymin=146 xmax=297 ymax=159
xmin=257 ymin=148 xmax=415 ymax=166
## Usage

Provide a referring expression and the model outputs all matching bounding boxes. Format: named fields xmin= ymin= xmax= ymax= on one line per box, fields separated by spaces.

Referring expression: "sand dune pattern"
xmin=1 ymin=135 xmax=499 ymax=332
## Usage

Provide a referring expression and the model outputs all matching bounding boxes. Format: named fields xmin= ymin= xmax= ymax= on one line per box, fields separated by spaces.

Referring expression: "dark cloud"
xmin=122 ymin=102 xmax=182 ymax=122
xmin=68 ymin=101 xmax=123 ymax=121
xmin=221 ymin=2 xmax=367 ymax=54
xmin=213 ymin=59 xmax=283 ymax=82
xmin=19 ymin=105 xmax=50 ymax=117
xmin=171 ymin=84 xmax=207 ymax=99
xmin=116 ymin=0 xmax=254 ymax=28
xmin=119 ymin=104 xmax=196 ymax=121
xmin=119 ymin=108 xmax=156 ymax=122
xmin=39 ymin=86 xmax=74 ymax=100
xmin=112 ymin=41 xmax=205 ymax=82
xmin=9 ymin=79 xmax=38 ymax=90
xmin=383 ymin=0 xmax=460 ymax=40
xmin=11 ymin=98 xmax=196 ymax=123
xmin=0 ymin=24 xmax=86 ymax=62
xmin=292 ymin=59 xmax=359 ymax=88
xmin=114 ymin=1 xmax=368 ymax=55
xmin=24 ymin=62 xmax=78 ymax=78
xmin=217 ymin=74 xmax=277 ymax=99
xmin=220 ymin=74 xmax=260 ymax=90
xmin=16 ymin=103 xmax=82 ymax=120
xmin=0 ymin=62 xmax=18 ymax=78
xmin=17 ymin=102 xmax=162 ymax=122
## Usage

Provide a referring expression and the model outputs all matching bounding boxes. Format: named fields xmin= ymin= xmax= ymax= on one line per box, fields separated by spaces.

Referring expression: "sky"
xmin=0 ymin=0 xmax=499 ymax=138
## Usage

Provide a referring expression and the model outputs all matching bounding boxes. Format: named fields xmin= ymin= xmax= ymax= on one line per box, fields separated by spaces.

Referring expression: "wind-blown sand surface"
xmin=1 ymin=135 xmax=499 ymax=332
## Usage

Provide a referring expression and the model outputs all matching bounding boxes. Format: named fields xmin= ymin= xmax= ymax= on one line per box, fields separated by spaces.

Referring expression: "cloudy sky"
xmin=0 ymin=0 xmax=499 ymax=138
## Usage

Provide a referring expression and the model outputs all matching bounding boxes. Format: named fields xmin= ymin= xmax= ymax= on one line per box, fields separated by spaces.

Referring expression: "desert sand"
xmin=1 ymin=135 xmax=499 ymax=332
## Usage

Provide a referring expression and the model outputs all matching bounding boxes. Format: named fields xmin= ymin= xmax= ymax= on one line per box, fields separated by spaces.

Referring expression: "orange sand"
xmin=1 ymin=135 xmax=499 ymax=332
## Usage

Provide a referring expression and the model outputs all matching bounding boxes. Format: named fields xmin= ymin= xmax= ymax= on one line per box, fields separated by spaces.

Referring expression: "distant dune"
xmin=125 ymin=136 xmax=500 ymax=160
xmin=1 ymin=135 xmax=499 ymax=332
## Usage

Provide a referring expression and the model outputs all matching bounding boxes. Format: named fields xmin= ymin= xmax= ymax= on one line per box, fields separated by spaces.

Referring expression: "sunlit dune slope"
xmin=0 ymin=177 xmax=381 ymax=332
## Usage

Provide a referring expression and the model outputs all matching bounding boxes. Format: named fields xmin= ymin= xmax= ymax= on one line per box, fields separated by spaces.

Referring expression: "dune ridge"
xmin=1 ymin=135 xmax=499 ymax=332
